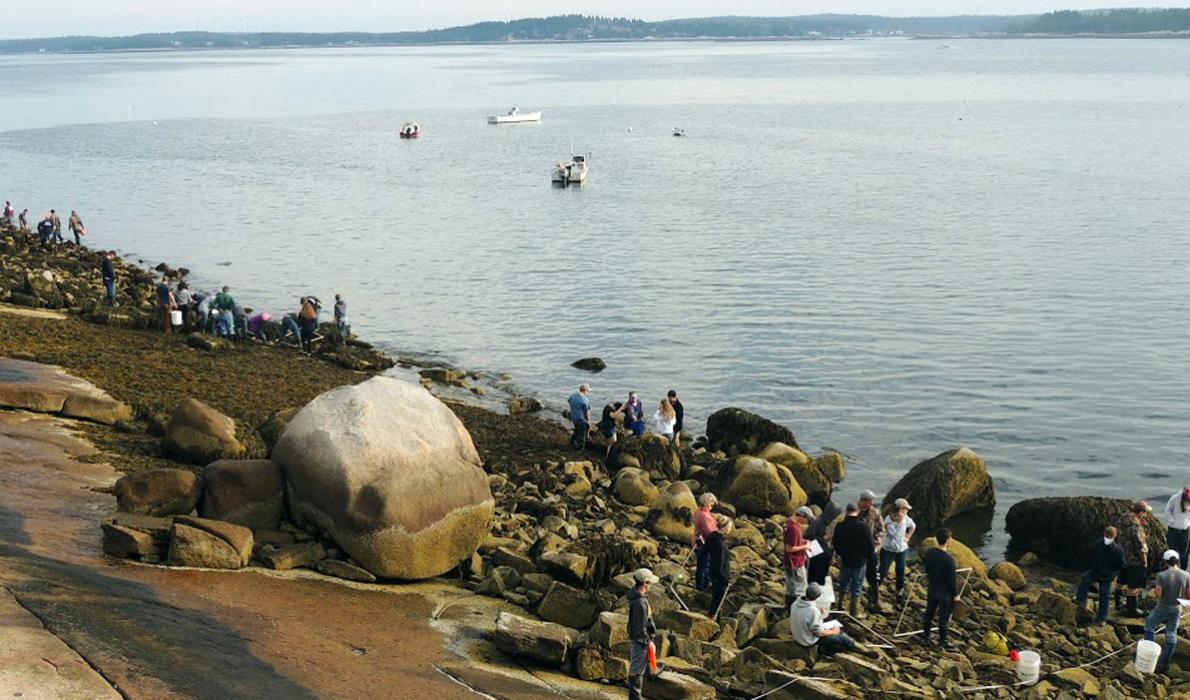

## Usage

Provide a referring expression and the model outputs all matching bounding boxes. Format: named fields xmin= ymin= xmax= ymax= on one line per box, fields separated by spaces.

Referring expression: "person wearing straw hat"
xmin=880 ymin=498 xmax=917 ymax=603
xmin=626 ymin=568 xmax=663 ymax=700
xmin=1144 ymin=549 xmax=1190 ymax=673
xmin=1116 ymin=500 xmax=1152 ymax=617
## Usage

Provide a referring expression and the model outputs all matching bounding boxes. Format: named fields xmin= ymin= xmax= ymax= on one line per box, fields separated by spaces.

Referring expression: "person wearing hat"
xmin=1076 ymin=525 xmax=1126 ymax=624
xmin=857 ymin=489 xmax=886 ymax=613
xmin=783 ymin=506 xmax=814 ymax=609
xmin=921 ymin=528 xmax=960 ymax=650
xmin=1144 ymin=549 xmax=1190 ymax=672
xmin=833 ymin=503 xmax=873 ymax=617
xmin=790 ymin=583 xmax=858 ymax=656
xmin=626 ymin=568 xmax=661 ymax=700
xmin=704 ymin=514 xmax=733 ymax=619
xmin=1116 ymin=500 xmax=1152 ymax=617
xmin=880 ymin=498 xmax=917 ymax=603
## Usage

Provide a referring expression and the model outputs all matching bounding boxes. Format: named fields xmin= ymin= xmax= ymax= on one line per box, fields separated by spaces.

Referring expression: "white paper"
xmin=1178 ymin=598 xmax=1190 ymax=608
xmin=821 ymin=620 xmax=843 ymax=631
xmin=808 ymin=539 xmax=824 ymax=558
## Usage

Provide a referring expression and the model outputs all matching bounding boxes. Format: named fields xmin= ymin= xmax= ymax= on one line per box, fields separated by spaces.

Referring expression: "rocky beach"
xmin=1 ymin=222 xmax=1188 ymax=699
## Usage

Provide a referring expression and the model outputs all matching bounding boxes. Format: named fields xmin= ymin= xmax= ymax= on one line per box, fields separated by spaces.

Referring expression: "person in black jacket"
xmin=704 ymin=515 xmax=733 ymax=619
xmin=806 ymin=500 xmax=843 ymax=587
xmin=833 ymin=503 xmax=873 ymax=618
xmin=1075 ymin=525 xmax=1126 ymax=624
xmin=626 ymin=568 xmax=661 ymax=700
xmin=100 ymin=251 xmax=118 ymax=306
xmin=922 ymin=528 xmax=960 ymax=650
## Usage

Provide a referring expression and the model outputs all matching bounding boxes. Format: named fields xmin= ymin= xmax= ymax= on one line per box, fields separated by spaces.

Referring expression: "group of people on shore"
xmin=566 ymin=384 xmax=684 ymax=455
xmin=5 ymin=200 xmax=87 ymax=246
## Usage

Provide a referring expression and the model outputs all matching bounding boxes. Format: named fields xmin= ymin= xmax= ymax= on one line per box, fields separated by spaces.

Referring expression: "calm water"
xmin=2 ymin=39 xmax=1189 ymax=554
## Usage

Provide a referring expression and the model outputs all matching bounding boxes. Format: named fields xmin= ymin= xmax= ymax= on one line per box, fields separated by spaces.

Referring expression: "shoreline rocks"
xmin=1006 ymin=496 xmax=1168 ymax=570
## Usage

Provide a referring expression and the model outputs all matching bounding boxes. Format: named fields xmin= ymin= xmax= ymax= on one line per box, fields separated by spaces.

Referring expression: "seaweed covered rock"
xmin=273 ymin=376 xmax=494 ymax=579
xmin=884 ymin=447 xmax=994 ymax=531
xmin=919 ymin=536 xmax=986 ymax=578
xmin=758 ymin=443 xmax=832 ymax=506
xmin=162 ymin=398 xmax=244 ymax=465
xmin=706 ymin=407 xmax=798 ymax=455
xmin=647 ymin=482 xmax=698 ymax=542
xmin=1006 ymin=496 xmax=1167 ymax=570
xmin=608 ymin=434 xmax=682 ymax=481
xmin=200 ymin=459 xmax=284 ymax=530
xmin=114 ymin=468 xmax=202 ymax=516
xmin=711 ymin=456 xmax=806 ymax=517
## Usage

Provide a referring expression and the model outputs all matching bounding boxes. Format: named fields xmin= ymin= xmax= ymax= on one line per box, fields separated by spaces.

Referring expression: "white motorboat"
xmin=551 ymin=154 xmax=589 ymax=186
xmin=673 ymin=127 xmax=687 ymax=137
xmin=399 ymin=121 xmax=420 ymax=139
xmin=488 ymin=107 xmax=542 ymax=124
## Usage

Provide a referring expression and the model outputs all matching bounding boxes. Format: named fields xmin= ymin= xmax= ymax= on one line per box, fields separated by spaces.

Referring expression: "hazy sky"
xmin=2 ymin=1 xmax=1127 ymax=39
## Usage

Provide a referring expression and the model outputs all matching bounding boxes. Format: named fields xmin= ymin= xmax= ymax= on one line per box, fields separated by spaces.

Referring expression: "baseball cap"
xmin=894 ymin=498 xmax=912 ymax=510
xmin=804 ymin=583 xmax=822 ymax=601
xmin=633 ymin=568 xmax=660 ymax=585
xmin=860 ymin=489 xmax=877 ymax=501
xmin=845 ymin=503 xmax=859 ymax=514
xmin=1164 ymin=550 xmax=1180 ymax=563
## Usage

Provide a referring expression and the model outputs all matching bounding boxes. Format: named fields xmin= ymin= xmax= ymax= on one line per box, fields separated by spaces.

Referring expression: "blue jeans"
xmin=103 ymin=278 xmax=115 ymax=305
xmin=880 ymin=549 xmax=908 ymax=593
xmin=632 ymin=420 xmax=645 ymax=437
xmin=1145 ymin=605 xmax=1182 ymax=667
xmin=336 ymin=318 xmax=348 ymax=340
xmin=695 ymin=546 xmax=711 ymax=591
xmin=282 ymin=316 xmax=302 ymax=345
xmin=838 ymin=563 xmax=865 ymax=598
xmin=217 ymin=310 xmax=234 ymax=337
xmin=1076 ymin=572 xmax=1116 ymax=622
xmin=816 ymin=632 xmax=856 ymax=656
xmin=570 ymin=420 xmax=588 ymax=450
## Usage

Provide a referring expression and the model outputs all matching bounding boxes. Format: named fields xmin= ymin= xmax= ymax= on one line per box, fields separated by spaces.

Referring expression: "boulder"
xmin=814 ymin=452 xmax=846 ymax=484
xmin=711 ymin=456 xmax=806 ymax=517
xmin=167 ymin=523 xmax=243 ymax=569
xmin=571 ymin=357 xmax=606 ymax=372
xmin=646 ymin=482 xmax=698 ymax=542
xmin=509 ymin=396 xmax=543 ymax=414
xmin=101 ymin=523 xmax=159 ymax=560
xmin=765 ymin=671 xmax=858 ymax=700
xmin=574 ymin=646 xmax=628 ymax=681
xmin=114 ymin=468 xmax=201 ymax=517
xmin=988 ymin=561 xmax=1026 ymax=591
xmin=1036 ymin=590 xmax=1081 ymax=626
xmin=589 ymin=611 xmax=630 ymax=649
xmin=173 ymin=515 xmax=253 ymax=566
xmin=642 ymin=671 xmax=716 ymax=700
xmin=273 ymin=377 xmax=494 ymax=580
xmin=493 ymin=612 xmax=578 ymax=666
xmin=614 ymin=467 xmax=659 ymax=506
xmin=162 ymin=398 xmax=244 ymax=465
xmin=1006 ymin=496 xmax=1167 ymax=570
xmin=757 ymin=442 xmax=812 ymax=469
xmin=705 ymin=407 xmax=798 ymax=455
xmin=185 ymin=333 xmax=230 ymax=353
xmin=199 ymin=459 xmax=284 ymax=530
xmin=257 ymin=407 xmax=298 ymax=454
xmin=884 ymin=447 xmax=994 ymax=531
xmin=919 ymin=537 xmax=987 ymax=578
xmin=61 ymin=392 xmax=133 ymax=425
xmin=608 ymin=434 xmax=681 ymax=481
xmin=656 ymin=609 xmax=719 ymax=642
xmin=261 ymin=542 xmax=326 ymax=571
xmin=536 ymin=581 xmax=600 ymax=629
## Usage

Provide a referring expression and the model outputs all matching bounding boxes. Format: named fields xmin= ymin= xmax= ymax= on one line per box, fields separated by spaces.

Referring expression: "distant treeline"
xmin=2 ymin=10 xmax=1189 ymax=54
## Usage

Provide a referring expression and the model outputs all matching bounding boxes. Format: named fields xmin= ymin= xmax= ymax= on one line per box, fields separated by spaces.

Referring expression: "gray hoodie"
xmin=789 ymin=597 xmax=824 ymax=647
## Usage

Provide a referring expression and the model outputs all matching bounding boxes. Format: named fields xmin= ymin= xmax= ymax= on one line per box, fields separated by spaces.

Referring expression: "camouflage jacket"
xmin=1116 ymin=512 xmax=1147 ymax=566
xmin=859 ymin=507 xmax=884 ymax=551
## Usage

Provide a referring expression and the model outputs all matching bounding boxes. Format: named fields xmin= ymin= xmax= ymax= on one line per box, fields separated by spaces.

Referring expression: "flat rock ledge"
xmin=0 ymin=356 xmax=132 ymax=425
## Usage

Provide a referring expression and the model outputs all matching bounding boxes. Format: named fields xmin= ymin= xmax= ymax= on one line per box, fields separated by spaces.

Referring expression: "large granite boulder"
xmin=608 ymin=434 xmax=681 ymax=481
xmin=272 ymin=377 xmax=494 ymax=579
xmin=883 ymin=447 xmax=994 ymax=531
xmin=646 ymin=482 xmax=698 ymax=542
xmin=1005 ymin=496 xmax=1167 ymax=570
xmin=759 ymin=443 xmax=832 ymax=506
xmin=711 ymin=456 xmax=806 ymax=517
xmin=706 ymin=407 xmax=798 ymax=455
xmin=114 ymin=468 xmax=201 ymax=516
xmin=200 ymin=459 xmax=284 ymax=530
xmin=919 ymin=536 xmax=986 ymax=578
xmin=494 ymin=612 xmax=578 ymax=665
xmin=162 ymin=398 xmax=244 ymax=465
xmin=613 ymin=467 xmax=659 ymax=506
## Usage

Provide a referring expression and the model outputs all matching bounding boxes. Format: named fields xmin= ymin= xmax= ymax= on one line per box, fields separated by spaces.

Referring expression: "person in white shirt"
xmin=653 ymin=399 xmax=677 ymax=441
xmin=1165 ymin=486 xmax=1190 ymax=563
xmin=879 ymin=498 xmax=916 ymax=602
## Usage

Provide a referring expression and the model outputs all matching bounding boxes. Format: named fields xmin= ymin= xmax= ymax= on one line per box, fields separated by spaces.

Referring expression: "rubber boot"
xmin=868 ymin=586 xmax=884 ymax=614
xmin=848 ymin=594 xmax=860 ymax=618
xmin=627 ymin=675 xmax=644 ymax=700
xmin=1125 ymin=594 xmax=1142 ymax=617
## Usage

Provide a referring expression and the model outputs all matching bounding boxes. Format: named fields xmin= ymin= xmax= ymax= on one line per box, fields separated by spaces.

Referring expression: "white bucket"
xmin=817 ymin=575 xmax=835 ymax=616
xmin=170 ymin=310 xmax=183 ymax=326
xmin=1136 ymin=640 xmax=1162 ymax=674
xmin=1016 ymin=650 xmax=1041 ymax=686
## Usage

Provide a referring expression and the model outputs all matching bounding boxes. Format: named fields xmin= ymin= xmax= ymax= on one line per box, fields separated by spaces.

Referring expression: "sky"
xmin=0 ymin=1 xmax=1138 ymax=40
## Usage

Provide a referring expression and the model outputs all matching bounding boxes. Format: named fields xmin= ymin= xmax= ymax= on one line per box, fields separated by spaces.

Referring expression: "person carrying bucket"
xmin=1143 ymin=549 xmax=1190 ymax=673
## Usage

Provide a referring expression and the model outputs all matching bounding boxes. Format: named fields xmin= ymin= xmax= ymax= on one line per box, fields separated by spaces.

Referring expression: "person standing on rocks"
xmin=857 ymin=490 xmax=886 ymax=613
xmin=37 ymin=214 xmax=54 ymax=246
xmin=1144 ymin=549 xmax=1190 ymax=673
xmin=598 ymin=401 xmax=624 ymax=457
xmin=667 ymin=390 xmax=684 ymax=448
xmin=1116 ymin=500 xmax=1152 ymax=617
xmin=704 ymin=514 xmax=732 ymax=619
xmin=333 ymin=294 xmax=349 ymax=342
xmin=1075 ymin=525 xmax=1125 ymax=624
xmin=783 ymin=506 xmax=814 ymax=609
xmin=18 ymin=208 xmax=29 ymax=232
xmin=653 ymin=399 xmax=676 ymax=442
xmin=567 ymin=384 xmax=592 ymax=451
xmin=298 ymin=296 xmax=320 ymax=352
xmin=791 ymin=583 xmax=859 ymax=656
xmin=1163 ymin=485 xmax=1190 ymax=564
xmin=3 ymin=200 xmax=13 ymax=226
xmin=155 ymin=277 xmax=176 ymax=333
xmin=100 ymin=251 xmax=117 ymax=306
xmin=213 ymin=286 xmax=237 ymax=338
xmin=921 ymin=528 xmax=960 ymax=650
xmin=880 ymin=498 xmax=917 ymax=603
xmin=693 ymin=492 xmax=719 ymax=591
xmin=68 ymin=210 xmax=85 ymax=246
xmin=174 ymin=281 xmax=193 ymax=331
xmin=833 ymin=503 xmax=872 ymax=618
xmin=50 ymin=209 xmax=62 ymax=243
xmin=626 ymin=568 xmax=661 ymax=700
xmin=805 ymin=500 xmax=843 ymax=587
xmin=623 ymin=392 xmax=645 ymax=437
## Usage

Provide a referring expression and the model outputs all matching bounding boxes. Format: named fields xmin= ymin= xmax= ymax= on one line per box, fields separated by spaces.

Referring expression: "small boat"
xmin=551 ymin=153 xmax=589 ymax=186
xmin=399 ymin=122 xmax=420 ymax=139
xmin=673 ymin=127 xmax=687 ymax=137
xmin=488 ymin=107 xmax=542 ymax=125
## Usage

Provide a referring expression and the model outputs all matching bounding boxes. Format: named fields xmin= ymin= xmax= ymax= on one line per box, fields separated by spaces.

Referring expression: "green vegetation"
xmin=1010 ymin=8 xmax=1190 ymax=34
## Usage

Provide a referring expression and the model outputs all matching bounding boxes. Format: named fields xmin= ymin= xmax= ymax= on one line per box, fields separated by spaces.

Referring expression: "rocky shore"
xmin=1 ymin=222 xmax=1188 ymax=699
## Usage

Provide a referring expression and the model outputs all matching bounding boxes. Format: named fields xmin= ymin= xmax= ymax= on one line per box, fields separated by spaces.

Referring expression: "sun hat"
xmin=894 ymin=498 xmax=913 ymax=510
xmin=633 ymin=568 xmax=660 ymax=584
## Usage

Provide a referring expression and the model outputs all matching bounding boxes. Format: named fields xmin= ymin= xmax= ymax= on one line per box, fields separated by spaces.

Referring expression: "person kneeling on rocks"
xmin=626 ymin=568 xmax=664 ymax=700
xmin=791 ymin=583 xmax=858 ymax=656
